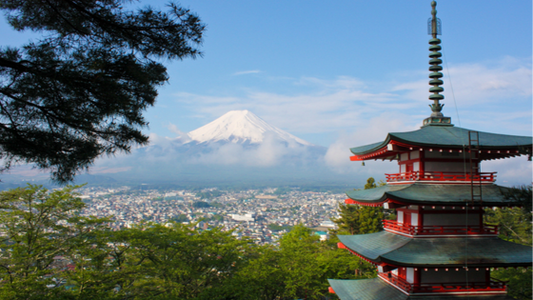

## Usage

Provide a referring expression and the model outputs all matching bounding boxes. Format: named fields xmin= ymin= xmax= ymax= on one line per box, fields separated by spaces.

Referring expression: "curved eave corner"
xmin=349 ymin=137 xmax=395 ymax=161
xmin=345 ymin=185 xmax=409 ymax=207
xmin=345 ymin=198 xmax=386 ymax=207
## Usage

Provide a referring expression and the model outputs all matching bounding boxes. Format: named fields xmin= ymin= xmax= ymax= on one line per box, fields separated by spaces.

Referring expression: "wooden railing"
xmin=385 ymin=171 xmax=496 ymax=183
xmin=383 ymin=219 xmax=498 ymax=236
xmin=379 ymin=272 xmax=506 ymax=294
xmin=414 ymin=281 xmax=506 ymax=293
xmin=378 ymin=273 xmax=413 ymax=292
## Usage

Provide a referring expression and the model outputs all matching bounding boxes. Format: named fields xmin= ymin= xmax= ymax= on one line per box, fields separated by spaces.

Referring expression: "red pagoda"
xmin=328 ymin=2 xmax=532 ymax=299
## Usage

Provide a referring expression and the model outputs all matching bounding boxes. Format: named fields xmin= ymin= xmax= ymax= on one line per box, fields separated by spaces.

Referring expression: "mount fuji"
xmin=3 ymin=110 xmax=353 ymax=187
xmin=88 ymin=109 xmax=335 ymax=185
xmin=187 ymin=110 xmax=313 ymax=146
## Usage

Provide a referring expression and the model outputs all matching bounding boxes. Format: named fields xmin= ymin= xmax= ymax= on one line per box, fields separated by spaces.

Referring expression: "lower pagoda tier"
xmin=345 ymin=183 xmax=516 ymax=207
xmin=328 ymin=278 xmax=516 ymax=300
xmin=337 ymin=232 xmax=532 ymax=268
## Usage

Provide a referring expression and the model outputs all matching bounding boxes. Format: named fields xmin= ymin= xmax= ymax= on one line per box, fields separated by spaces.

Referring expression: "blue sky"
xmin=138 ymin=0 xmax=532 ymax=146
xmin=1 ymin=1 xmax=530 ymax=145
xmin=1 ymin=0 xmax=531 ymax=185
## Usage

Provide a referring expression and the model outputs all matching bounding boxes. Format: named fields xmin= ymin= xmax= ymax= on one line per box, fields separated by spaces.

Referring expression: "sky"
xmin=0 ymin=0 xmax=531 ymax=185
xmin=138 ymin=0 xmax=532 ymax=146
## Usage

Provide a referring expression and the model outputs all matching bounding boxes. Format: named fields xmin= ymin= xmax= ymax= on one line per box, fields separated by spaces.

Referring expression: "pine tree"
xmin=332 ymin=177 xmax=384 ymax=235
xmin=0 ymin=0 xmax=205 ymax=182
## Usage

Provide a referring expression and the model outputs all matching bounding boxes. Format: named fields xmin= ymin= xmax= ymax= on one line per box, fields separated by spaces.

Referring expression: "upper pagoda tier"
xmin=349 ymin=125 xmax=531 ymax=185
xmin=350 ymin=125 xmax=532 ymax=162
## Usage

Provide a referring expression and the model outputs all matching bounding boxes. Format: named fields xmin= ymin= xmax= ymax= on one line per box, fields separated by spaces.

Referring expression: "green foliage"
xmin=363 ymin=177 xmax=385 ymax=190
xmin=484 ymin=186 xmax=533 ymax=300
xmin=502 ymin=185 xmax=533 ymax=215
xmin=234 ymin=225 xmax=375 ymax=300
xmin=364 ymin=177 xmax=378 ymax=189
xmin=11 ymin=183 xmax=532 ymax=299
xmin=0 ymin=185 xmax=374 ymax=299
xmin=231 ymin=246 xmax=286 ymax=300
xmin=0 ymin=184 xmax=109 ymax=299
xmin=486 ymin=207 xmax=532 ymax=245
xmin=267 ymin=223 xmax=293 ymax=232
xmin=492 ymin=268 xmax=532 ymax=300
xmin=171 ymin=214 xmax=189 ymax=223
xmin=0 ymin=0 xmax=205 ymax=182
xmin=192 ymin=201 xmax=210 ymax=208
xmin=332 ymin=177 xmax=384 ymax=235
xmin=104 ymin=223 xmax=252 ymax=300
xmin=210 ymin=201 xmax=225 ymax=208
xmin=332 ymin=203 xmax=383 ymax=235
xmin=195 ymin=190 xmax=223 ymax=200
xmin=485 ymin=186 xmax=533 ymax=245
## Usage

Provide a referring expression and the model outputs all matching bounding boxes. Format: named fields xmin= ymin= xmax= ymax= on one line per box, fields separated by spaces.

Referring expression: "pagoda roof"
xmin=328 ymin=278 xmax=514 ymax=300
xmin=328 ymin=278 xmax=516 ymax=300
xmin=345 ymin=183 xmax=516 ymax=206
xmin=338 ymin=231 xmax=532 ymax=267
xmin=350 ymin=125 xmax=532 ymax=159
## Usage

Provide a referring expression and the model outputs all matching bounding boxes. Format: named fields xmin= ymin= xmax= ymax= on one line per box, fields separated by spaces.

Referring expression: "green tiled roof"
xmin=338 ymin=232 xmax=532 ymax=267
xmin=350 ymin=126 xmax=532 ymax=155
xmin=340 ymin=231 xmax=411 ymax=260
xmin=345 ymin=183 xmax=516 ymax=206
xmin=328 ymin=278 xmax=515 ymax=300
xmin=328 ymin=278 xmax=407 ymax=300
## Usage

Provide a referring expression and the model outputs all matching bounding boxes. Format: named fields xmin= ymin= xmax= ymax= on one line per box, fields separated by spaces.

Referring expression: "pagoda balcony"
xmin=385 ymin=171 xmax=496 ymax=184
xmin=378 ymin=273 xmax=506 ymax=294
xmin=383 ymin=219 xmax=498 ymax=236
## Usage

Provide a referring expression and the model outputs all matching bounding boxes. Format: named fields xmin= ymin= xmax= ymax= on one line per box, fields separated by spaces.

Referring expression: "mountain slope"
xmin=187 ymin=110 xmax=312 ymax=146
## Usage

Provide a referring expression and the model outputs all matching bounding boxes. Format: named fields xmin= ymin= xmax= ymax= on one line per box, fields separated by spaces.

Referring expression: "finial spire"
xmin=423 ymin=0 xmax=452 ymax=127
xmin=430 ymin=1 xmax=440 ymax=38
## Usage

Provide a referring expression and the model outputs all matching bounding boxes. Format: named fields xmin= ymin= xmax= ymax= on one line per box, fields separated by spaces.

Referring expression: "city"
xmin=79 ymin=186 xmax=343 ymax=245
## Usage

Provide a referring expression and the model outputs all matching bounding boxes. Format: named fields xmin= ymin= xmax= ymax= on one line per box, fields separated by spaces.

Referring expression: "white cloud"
xmin=483 ymin=157 xmax=532 ymax=187
xmin=324 ymin=112 xmax=415 ymax=173
xmin=186 ymin=133 xmax=314 ymax=167
xmin=393 ymin=57 xmax=532 ymax=107
xmin=165 ymin=123 xmax=191 ymax=141
xmin=233 ymin=70 xmax=261 ymax=76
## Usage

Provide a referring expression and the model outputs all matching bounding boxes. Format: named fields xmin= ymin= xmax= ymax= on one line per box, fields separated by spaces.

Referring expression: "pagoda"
xmin=328 ymin=2 xmax=532 ymax=299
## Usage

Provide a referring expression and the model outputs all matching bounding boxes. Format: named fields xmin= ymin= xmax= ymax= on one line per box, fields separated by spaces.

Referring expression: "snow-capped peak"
xmin=187 ymin=110 xmax=312 ymax=146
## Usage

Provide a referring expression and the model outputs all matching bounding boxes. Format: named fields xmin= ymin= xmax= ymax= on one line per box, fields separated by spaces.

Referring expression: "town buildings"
xmin=79 ymin=187 xmax=342 ymax=245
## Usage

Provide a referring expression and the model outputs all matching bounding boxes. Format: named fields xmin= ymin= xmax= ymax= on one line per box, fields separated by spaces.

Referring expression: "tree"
xmin=485 ymin=186 xmax=532 ymax=300
xmin=234 ymin=224 xmax=375 ymax=300
xmin=231 ymin=245 xmax=286 ymax=300
xmin=0 ymin=184 xmax=109 ymax=299
xmin=485 ymin=185 xmax=532 ymax=246
xmin=0 ymin=0 xmax=205 ymax=182
xmin=332 ymin=177 xmax=384 ymax=235
xmin=99 ymin=223 xmax=253 ymax=300
xmin=364 ymin=177 xmax=377 ymax=189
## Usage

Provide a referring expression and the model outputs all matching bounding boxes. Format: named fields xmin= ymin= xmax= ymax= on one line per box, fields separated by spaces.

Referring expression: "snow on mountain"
xmin=187 ymin=110 xmax=312 ymax=146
